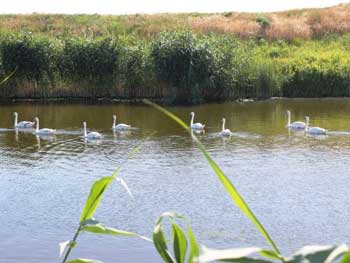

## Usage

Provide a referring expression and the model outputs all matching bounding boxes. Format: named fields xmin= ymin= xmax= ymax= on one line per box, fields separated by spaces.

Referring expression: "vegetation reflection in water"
xmin=57 ymin=100 xmax=350 ymax=263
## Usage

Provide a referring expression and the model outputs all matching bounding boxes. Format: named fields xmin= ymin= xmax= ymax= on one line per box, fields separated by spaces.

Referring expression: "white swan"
xmin=304 ymin=116 xmax=327 ymax=135
xmin=83 ymin=121 xmax=102 ymax=139
xmin=286 ymin=110 xmax=305 ymax=129
xmin=14 ymin=112 xmax=34 ymax=129
xmin=220 ymin=118 xmax=231 ymax=137
xmin=112 ymin=115 xmax=130 ymax=130
xmin=34 ymin=117 xmax=56 ymax=135
xmin=190 ymin=112 xmax=205 ymax=130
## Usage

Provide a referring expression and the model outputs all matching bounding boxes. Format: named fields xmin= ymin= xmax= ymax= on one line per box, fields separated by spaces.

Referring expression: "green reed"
xmin=2 ymin=31 xmax=350 ymax=104
xmin=60 ymin=145 xmax=151 ymax=263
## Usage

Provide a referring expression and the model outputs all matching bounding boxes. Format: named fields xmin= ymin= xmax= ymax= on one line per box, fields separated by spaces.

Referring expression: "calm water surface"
xmin=0 ymin=99 xmax=350 ymax=262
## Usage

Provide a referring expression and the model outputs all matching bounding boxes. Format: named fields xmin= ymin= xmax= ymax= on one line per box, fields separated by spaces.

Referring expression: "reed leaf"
xmin=172 ymin=222 xmax=188 ymax=263
xmin=285 ymin=245 xmax=349 ymax=263
xmin=81 ymin=220 xmax=151 ymax=242
xmin=153 ymin=223 xmax=176 ymax=263
xmin=0 ymin=66 xmax=17 ymax=86
xmin=341 ymin=252 xmax=350 ymax=263
xmin=188 ymin=226 xmax=199 ymax=263
xmin=197 ymin=246 xmax=272 ymax=263
xmin=62 ymin=144 xmax=144 ymax=263
xmin=80 ymin=175 xmax=116 ymax=223
xmin=143 ymin=99 xmax=281 ymax=256
xmin=66 ymin=259 xmax=104 ymax=263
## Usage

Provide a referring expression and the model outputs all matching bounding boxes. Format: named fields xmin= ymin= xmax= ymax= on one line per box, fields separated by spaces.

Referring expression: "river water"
xmin=0 ymin=98 xmax=349 ymax=262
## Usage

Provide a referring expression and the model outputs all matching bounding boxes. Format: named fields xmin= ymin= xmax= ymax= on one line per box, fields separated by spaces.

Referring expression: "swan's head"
xmin=305 ymin=116 xmax=310 ymax=122
xmin=113 ymin=115 xmax=116 ymax=120
xmin=286 ymin=110 xmax=291 ymax=116
xmin=190 ymin=112 xmax=195 ymax=116
xmin=222 ymin=118 xmax=226 ymax=122
xmin=34 ymin=117 xmax=39 ymax=122
xmin=14 ymin=112 xmax=18 ymax=116
xmin=83 ymin=121 xmax=87 ymax=126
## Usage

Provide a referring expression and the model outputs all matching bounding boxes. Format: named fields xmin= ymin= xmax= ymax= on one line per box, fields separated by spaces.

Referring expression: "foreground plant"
xmin=144 ymin=99 xmax=350 ymax=263
xmin=60 ymin=146 xmax=151 ymax=263
xmin=152 ymin=212 xmax=199 ymax=263
xmin=60 ymin=101 xmax=350 ymax=263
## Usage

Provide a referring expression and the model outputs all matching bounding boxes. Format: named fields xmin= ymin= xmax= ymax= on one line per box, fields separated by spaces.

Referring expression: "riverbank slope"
xmin=1 ymin=4 xmax=350 ymax=104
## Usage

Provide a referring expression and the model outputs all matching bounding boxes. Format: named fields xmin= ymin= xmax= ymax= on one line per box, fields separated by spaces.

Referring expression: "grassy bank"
xmin=1 ymin=4 xmax=350 ymax=104
xmin=2 ymin=4 xmax=350 ymax=40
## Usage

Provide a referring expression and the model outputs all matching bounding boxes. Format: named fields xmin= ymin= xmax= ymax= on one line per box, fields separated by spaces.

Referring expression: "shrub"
xmin=0 ymin=33 xmax=59 ymax=82
xmin=59 ymin=37 xmax=121 ymax=96
xmin=150 ymin=31 xmax=218 ymax=104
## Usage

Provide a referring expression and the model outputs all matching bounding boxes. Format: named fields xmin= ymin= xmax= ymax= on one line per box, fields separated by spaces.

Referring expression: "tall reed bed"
xmin=1 ymin=31 xmax=350 ymax=104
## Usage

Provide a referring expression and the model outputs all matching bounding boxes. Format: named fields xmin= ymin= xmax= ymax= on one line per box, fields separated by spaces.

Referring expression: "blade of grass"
xmin=0 ymin=67 xmax=17 ymax=86
xmin=153 ymin=223 xmax=176 ymax=263
xmin=197 ymin=246 xmax=271 ymax=263
xmin=80 ymin=176 xmax=115 ymax=223
xmin=188 ymin=226 xmax=199 ymax=263
xmin=66 ymin=259 xmax=104 ymax=263
xmin=81 ymin=220 xmax=151 ymax=242
xmin=61 ymin=141 xmax=148 ymax=263
xmin=143 ymin=99 xmax=281 ymax=256
xmin=172 ymin=222 xmax=188 ymax=263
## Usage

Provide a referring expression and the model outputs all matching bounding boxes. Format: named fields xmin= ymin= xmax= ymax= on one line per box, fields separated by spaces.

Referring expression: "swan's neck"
xmin=14 ymin=114 xmax=18 ymax=127
xmin=305 ymin=119 xmax=309 ymax=131
xmin=36 ymin=119 xmax=39 ymax=132
xmin=113 ymin=117 xmax=116 ymax=128
xmin=190 ymin=114 xmax=194 ymax=126
xmin=287 ymin=113 xmax=291 ymax=126
xmin=84 ymin=124 xmax=87 ymax=137
xmin=222 ymin=119 xmax=225 ymax=132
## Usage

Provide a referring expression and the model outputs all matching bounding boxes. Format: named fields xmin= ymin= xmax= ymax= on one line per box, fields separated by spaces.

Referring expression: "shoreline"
xmin=1 ymin=96 xmax=350 ymax=105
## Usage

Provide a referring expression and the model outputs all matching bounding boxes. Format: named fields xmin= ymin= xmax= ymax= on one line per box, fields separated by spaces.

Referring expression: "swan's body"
xmin=14 ymin=112 xmax=34 ymax=129
xmin=190 ymin=112 xmax=205 ymax=130
xmin=220 ymin=118 xmax=231 ymax=137
xmin=112 ymin=115 xmax=130 ymax=130
xmin=286 ymin=110 xmax=305 ymax=129
xmin=34 ymin=117 xmax=56 ymax=135
xmin=83 ymin=122 xmax=102 ymax=139
xmin=304 ymin=116 xmax=327 ymax=135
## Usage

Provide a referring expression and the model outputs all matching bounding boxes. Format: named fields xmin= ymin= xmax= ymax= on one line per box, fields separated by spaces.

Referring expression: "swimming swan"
xmin=112 ymin=115 xmax=130 ymax=130
xmin=220 ymin=118 xmax=231 ymax=137
xmin=34 ymin=117 xmax=56 ymax=135
xmin=190 ymin=112 xmax=205 ymax=130
xmin=83 ymin=121 xmax=102 ymax=139
xmin=304 ymin=116 xmax=327 ymax=135
xmin=14 ymin=112 xmax=35 ymax=129
xmin=286 ymin=110 xmax=305 ymax=129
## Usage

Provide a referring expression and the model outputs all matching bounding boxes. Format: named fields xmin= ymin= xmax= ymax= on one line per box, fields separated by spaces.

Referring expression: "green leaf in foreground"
xmin=81 ymin=220 xmax=151 ymax=242
xmin=197 ymin=246 xmax=273 ymax=263
xmin=66 ymin=259 xmax=104 ymax=263
xmin=172 ymin=222 xmax=188 ymax=263
xmin=79 ymin=175 xmax=117 ymax=223
xmin=188 ymin=226 xmax=199 ymax=263
xmin=143 ymin=99 xmax=281 ymax=256
xmin=153 ymin=223 xmax=176 ymax=263
xmin=285 ymin=245 xmax=349 ymax=263
xmin=341 ymin=252 xmax=350 ymax=263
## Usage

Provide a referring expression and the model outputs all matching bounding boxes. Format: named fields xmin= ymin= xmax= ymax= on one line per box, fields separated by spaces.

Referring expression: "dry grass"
xmin=190 ymin=15 xmax=260 ymax=38
xmin=1 ymin=3 xmax=350 ymax=40
xmin=265 ymin=15 xmax=312 ymax=41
